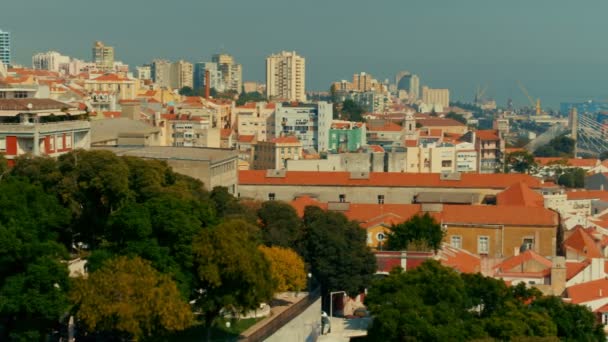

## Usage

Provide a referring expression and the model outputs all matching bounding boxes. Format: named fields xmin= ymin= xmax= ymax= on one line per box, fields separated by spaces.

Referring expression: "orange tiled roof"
xmin=494 ymin=250 xmax=552 ymax=274
xmin=566 ymin=261 xmax=589 ymax=280
xmin=92 ymin=73 xmax=130 ymax=82
xmin=369 ymin=145 xmax=385 ymax=153
xmin=405 ymin=139 xmax=418 ymax=147
xmin=417 ymin=118 xmax=465 ymax=127
xmin=271 ymin=136 xmax=300 ymax=144
xmin=563 ymin=226 xmax=602 ymax=259
xmin=566 ymin=190 xmax=608 ymax=201
xmin=496 ymin=182 xmax=544 ymax=207
xmin=239 ymin=170 xmax=543 ymax=189
xmin=476 ymin=129 xmax=500 ymax=141
xmin=238 ymin=135 xmax=255 ymax=143
xmin=438 ymin=244 xmax=481 ymax=274
xmin=102 ymin=111 xmax=121 ymax=118
xmin=220 ymin=129 xmax=233 ymax=139
xmin=567 ymin=278 xmax=608 ymax=304
xmin=366 ymin=121 xmax=402 ymax=132
xmin=535 ymin=157 xmax=599 ymax=168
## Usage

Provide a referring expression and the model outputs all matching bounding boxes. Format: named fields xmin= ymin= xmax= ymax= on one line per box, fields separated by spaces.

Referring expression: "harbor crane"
xmin=517 ymin=81 xmax=542 ymax=115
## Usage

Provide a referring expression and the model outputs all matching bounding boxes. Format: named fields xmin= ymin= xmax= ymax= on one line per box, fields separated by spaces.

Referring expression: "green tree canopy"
xmin=534 ymin=135 xmax=575 ymax=158
xmin=300 ymin=206 xmax=376 ymax=297
xmin=365 ymin=261 xmax=603 ymax=342
xmin=557 ymin=167 xmax=586 ymax=188
xmin=386 ymin=213 xmax=445 ymax=252
xmin=236 ymin=91 xmax=266 ymax=106
xmin=179 ymin=86 xmax=195 ymax=96
xmin=70 ymin=256 xmax=193 ymax=341
xmin=192 ymin=219 xmax=274 ymax=331
xmin=445 ymin=111 xmax=467 ymax=124
xmin=505 ymin=150 xmax=537 ymax=174
xmin=341 ymin=99 xmax=365 ymax=122
xmin=258 ymin=200 xmax=303 ymax=249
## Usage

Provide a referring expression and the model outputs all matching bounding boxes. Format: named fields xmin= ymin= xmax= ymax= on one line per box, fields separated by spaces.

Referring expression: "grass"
xmin=166 ymin=317 xmax=262 ymax=342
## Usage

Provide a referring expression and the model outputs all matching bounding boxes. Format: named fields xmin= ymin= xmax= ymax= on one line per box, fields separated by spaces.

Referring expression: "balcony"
xmin=0 ymin=120 xmax=91 ymax=134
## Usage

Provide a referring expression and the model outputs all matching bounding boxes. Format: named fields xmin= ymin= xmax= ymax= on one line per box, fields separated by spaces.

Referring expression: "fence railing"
xmin=238 ymin=288 xmax=321 ymax=342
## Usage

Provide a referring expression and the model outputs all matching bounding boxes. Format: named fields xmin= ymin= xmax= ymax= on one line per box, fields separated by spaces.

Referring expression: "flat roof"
xmin=94 ymin=146 xmax=238 ymax=164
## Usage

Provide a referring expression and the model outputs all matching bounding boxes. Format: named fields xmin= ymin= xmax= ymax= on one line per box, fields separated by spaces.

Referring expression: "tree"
xmin=300 ymin=206 xmax=376 ymax=297
xmin=179 ymin=86 xmax=195 ymax=96
xmin=259 ymin=246 xmax=307 ymax=292
xmin=258 ymin=200 xmax=303 ymax=249
xmin=446 ymin=111 xmax=467 ymax=124
xmin=341 ymin=99 xmax=365 ymax=122
xmin=557 ymin=168 xmax=586 ymax=188
xmin=531 ymin=296 xmax=605 ymax=341
xmin=236 ymin=91 xmax=266 ymax=106
xmin=534 ymin=136 xmax=575 ymax=158
xmin=386 ymin=213 xmax=445 ymax=252
xmin=70 ymin=256 xmax=193 ymax=341
xmin=600 ymin=151 xmax=608 ymax=161
xmin=192 ymin=219 xmax=274 ymax=338
xmin=505 ymin=150 xmax=537 ymax=174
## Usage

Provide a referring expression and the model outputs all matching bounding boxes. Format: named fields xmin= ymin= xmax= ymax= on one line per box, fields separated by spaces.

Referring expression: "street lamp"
xmin=307 ymin=273 xmax=312 ymax=293
xmin=329 ymin=291 xmax=347 ymax=318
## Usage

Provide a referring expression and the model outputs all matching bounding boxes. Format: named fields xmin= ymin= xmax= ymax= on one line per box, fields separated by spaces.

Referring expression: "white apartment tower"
xmin=170 ymin=60 xmax=194 ymax=89
xmin=32 ymin=51 xmax=71 ymax=72
xmin=212 ymin=54 xmax=242 ymax=93
xmin=266 ymin=51 xmax=306 ymax=102
xmin=92 ymin=41 xmax=114 ymax=72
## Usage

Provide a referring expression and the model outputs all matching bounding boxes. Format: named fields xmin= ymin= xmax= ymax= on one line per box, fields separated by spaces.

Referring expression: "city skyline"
xmin=4 ymin=0 xmax=608 ymax=108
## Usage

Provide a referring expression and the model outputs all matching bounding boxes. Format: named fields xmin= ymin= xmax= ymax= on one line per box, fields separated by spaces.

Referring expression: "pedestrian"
xmin=321 ymin=311 xmax=331 ymax=335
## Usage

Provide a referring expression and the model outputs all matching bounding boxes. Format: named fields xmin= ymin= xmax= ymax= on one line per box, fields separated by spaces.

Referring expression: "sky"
xmin=3 ymin=0 xmax=608 ymax=109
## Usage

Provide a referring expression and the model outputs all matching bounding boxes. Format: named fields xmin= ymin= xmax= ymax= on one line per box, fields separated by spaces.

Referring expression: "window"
xmin=442 ymin=160 xmax=452 ymax=167
xmin=65 ymin=135 xmax=72 ymax=148
xmin=376 ymin=233 xmax=385 ymax=242
xmin=56 ymin=135 xmax=64 ymax=150
xmin=451 ymin=235 xmax=462 ymax=249
xmin=0 ymin=137 xmax=5 ymax=151
xmin=268 ymin=193 xmax=275 ymax=201
xmin=14 ymin=91 xmax=27 ymax=98
xmin=523 ymin=237 xmax=534 ymax=250
xmin=339 ymin=194 xmax=346 ymax=203
xmin=378 ymin=195 xmax=385 ymax=204
xmin=478 ymin=236 xmax=489 ymax=254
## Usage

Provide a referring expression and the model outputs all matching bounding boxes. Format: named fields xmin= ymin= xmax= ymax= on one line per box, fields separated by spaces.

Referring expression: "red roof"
xmin=366 ymin=121 xmax=402 ymax=132
xmin=404 ymin=139 xmax=418 ymax=147
xmin=240 ymin=170 xmax=543 ymax=189
xmin=563 ymin=226 xmax=602 ymax=259
xmin=438 ymin=245 xmax=481 ymax=273
xmin=102 ymin=111 xmax=121 ymax=118
xmin=476 ymin=129 xmax=500 ymax=141
xmin=494 ymin=250 xmax=552 ymax=274
xmin=566 ymin=190 xmax=608 ymax=201
xmin=566 ymin=261 xmax=589 ymax=280
xmin=238 ymin=135 xmax=255 ymax=143
xmin=369 ymin=145 xmax=385 ymax=153
xmin=221 ymin=129 xmax=233 ymax=139
xmin=496 ymin=182 xmax=545 ymax=207
xmin=536 ymin=158 xmax=599 ymax=168
xmin=567 ymin=278 xmax=608 ymax=304
xmin=92 ymin=73 xmax=130 ymax=82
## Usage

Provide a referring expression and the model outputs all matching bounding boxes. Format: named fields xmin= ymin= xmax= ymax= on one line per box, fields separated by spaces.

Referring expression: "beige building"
xmin=253 ymin=136 xmax=302 ymax=170
xmin=404 ymin=143 xmax=456 ymax=173
xmin=234 ymin=102 xmax=276 ymax=141
xmin=166 ymin=117 xmax=220 ymax=148
xmin=92 ymin=41 xmax=114 ymax=72
xmin=421 ymin=86 xmax=450 ymax=110
xmin=212 ymin=54 xmax=242 ymax=93
xmin=84 ymin=73 xmax=137 ymax=101
xmin=171 ymin=60 xmax=193 ymax=90
xmin=95 ymin=146 xmax=239 ymax=195
xmin=352 ymin=72 xmax=376 ymax=92
xmin=266 ymin=51 xmax=306 ymax=102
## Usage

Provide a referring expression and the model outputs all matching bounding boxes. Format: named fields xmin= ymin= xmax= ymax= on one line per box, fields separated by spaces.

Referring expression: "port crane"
xmin=516 ymin=81 xmax=541 ymax=115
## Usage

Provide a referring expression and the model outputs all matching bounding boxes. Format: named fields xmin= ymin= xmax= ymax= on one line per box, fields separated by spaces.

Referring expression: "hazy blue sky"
xmin=3 ymin=0 xmax=608 ymax=109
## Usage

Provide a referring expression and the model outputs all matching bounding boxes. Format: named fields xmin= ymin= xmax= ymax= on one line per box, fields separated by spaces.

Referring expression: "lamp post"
xmin=329 ymin=291 xmax=347 ymax=318
xmin=307 ymin=273 xmax=312 ymax=293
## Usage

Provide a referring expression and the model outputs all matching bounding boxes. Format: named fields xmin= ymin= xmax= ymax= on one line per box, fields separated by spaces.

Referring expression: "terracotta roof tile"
xmin=366 ymin=121 xmax=402 ymax=132
xmin=238 ymin=135 xmax=255 ymax=143
xmin=567 ymin=278 xmax=608 ymax=304
xmin=566 ymin=190 xmax=608 ymax=201
xmin=494 ymin=250 xmax=552 ymax=274
xmin=92 ymin=73 xmax=131 ymax=82
xmin=536 ymin=158 xmax=599 ymax=168
xmin=418 ymin=118 xmax=465 ymax=127
xmin=476 ymin=129 xmax=500 ymax=141
xmin=496 ymin=182 xmax=545 ymax=207
xmin=438 ymin=244 xmax=481 ymax=273
xmin=563 ymin=226 xmax=602 ymax=259
xmin=566 ymin=261 xmax=589 ymax=280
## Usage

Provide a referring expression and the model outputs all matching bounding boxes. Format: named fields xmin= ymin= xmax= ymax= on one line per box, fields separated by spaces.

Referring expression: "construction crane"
xmin=517 ymin=81 xmax=541 ymax=115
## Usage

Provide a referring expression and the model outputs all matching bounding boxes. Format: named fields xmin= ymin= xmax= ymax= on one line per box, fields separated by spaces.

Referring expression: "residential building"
xmin=586 ymin=173 xmax=608 ymax=191
xmin=212 ymin=54 xmax=242 ymax=93
xmin=0 ymin=98 xmax=91 ymax=165
xmin=329 ymin=120 xmax=366 ymax=152
xmin=151 ymin=59 xmax=172 ymax=88
xmin=32 ymin=51 xmax=71 ymax=73
xmin=396 ymin=72 xmax=420 ymax=101
xmin=274 ymin=101 xmax=332 ymax=152
xmin=84 ymin=73 xmax=137 ymax=103
xmin=417 ymin=116 xmax=468 ymax=135
xmin=95 ymin=146 xmax=239 ymax=195
xmin=253 ymin=136 xmax=302 ymax=170
xmin=170 ymin=60 xmax=193 ymax=89
xmin=460 ymin=130 xmax=504 ymax=173
xmin=90 ymin=117 xmax=163 ymax=147
xmin=0 ymin=29 xmax=10 ymax=66
xmin=421 ymin=86 xmax=449 ymax=110
xmin=136 ymin=65 xmax=152 ymax=80
xmin=266 ymin=51 xmax=306 ymax=102
xmin=353 ymin=72 xmax=376 ymax=92
xmin=238 ymin=170 xmax=543 ymax=204
xmin=165 ymin=116 xmax=219 ymax=148
xmin=455 ymin=142 xmax=478 ymax=173
xmin=338 ymin=91 xmax=390 ymax=113
xmin=366 ymin=120 xmax=403 ymax=148
xmin=92 ymin=41 xmax=114 ymax=72
xmin=194 ymin=62 xmax=223 ymax=91
xmin=404 ymin=142 xmax=456 ymax=173
xmin=243 ymin=81 xmax=262 ymax=94
xmin=234 ymin=102 xmax=275 ymax=141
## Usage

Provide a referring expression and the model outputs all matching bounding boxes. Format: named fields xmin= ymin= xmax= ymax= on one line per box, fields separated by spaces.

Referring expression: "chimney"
xmin=550 ymin=256 xmax=566 ymax=296
xmin=205 ymin=70 xmax=210 ymax=99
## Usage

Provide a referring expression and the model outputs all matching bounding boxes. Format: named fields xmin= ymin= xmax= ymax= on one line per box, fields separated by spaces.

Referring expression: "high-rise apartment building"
xmin=212 ymin=54 xmax=242 ymax=93
xmin=410 ymin=75 xmax=420 ymax=100
xmin=396 ymin=71 xmax=420 ymax=101
xmin=353 ymin=72 xmax=375 ymax=92
xmin=194 ymin=62 xmax=225 ymax=92
xmin=170 ymin=60 xmax=193 ymax=89
xmin=151 ymin=59 xmax=172 ymax=88
xmin=266 ymin=51 xmax=306 ymax=102
xmin=136 ymin=65 xmax=152 ymax=80
xmin=0 ymin=29 xmax=10 ymax=67
xmin=422 ymin=86 xmax=449 ymax=109
xmin=32 ymin=51 xmax=71 ymax=72
xmin=92 ymin=41 xmax=114 ymax=72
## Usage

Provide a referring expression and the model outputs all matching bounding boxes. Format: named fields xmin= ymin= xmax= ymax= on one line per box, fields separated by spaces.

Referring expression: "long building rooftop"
xmin=94 ymin=146 xmax=238 ymax=164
